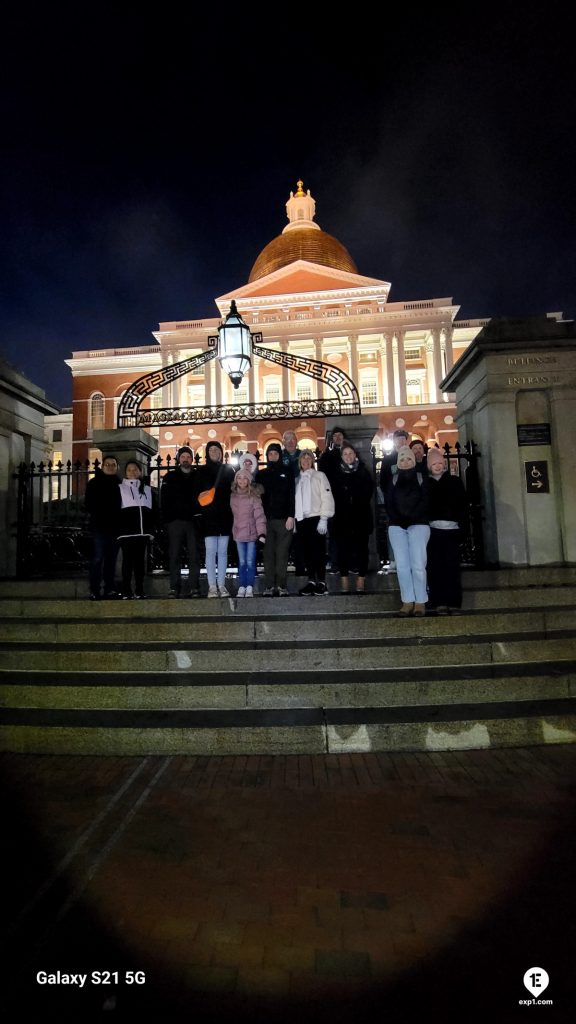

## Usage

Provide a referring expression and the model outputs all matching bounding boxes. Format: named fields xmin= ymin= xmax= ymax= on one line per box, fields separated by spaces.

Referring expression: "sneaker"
xmin=263 ymin=587 xmax=275 ymax=597
xmin=237 ymin=586 xmax=246 ymax=598
xmin=188 ymin=589 xmax=200 ymax=599
xmin=134 ymin=593 xmax=146 ymax=600
xmin=168 ymin=589 xmax=180 ymax=599
xmin=298 ymin=581 xmax=316 ymax=596
xmin=314 ymin=581 xmax=328 ymax=596
xmin=89 ymin=592 xmax=100 ymax=601
xmin=103 ymin=590 xmax=120 ymax=600
xmin=207 ymin=586 xmax=219 ymax=598
xmin=277 ymin=588 xmax=289 ymax=597
xmin=245 ymin=586 xmax=254 ymax=598
xmin=122 ymin=593 xmax=133 ymax=601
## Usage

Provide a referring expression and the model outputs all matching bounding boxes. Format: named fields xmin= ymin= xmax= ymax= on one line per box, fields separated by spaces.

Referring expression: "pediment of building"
xmin=215 ymin=261 xmax=391 ymax=313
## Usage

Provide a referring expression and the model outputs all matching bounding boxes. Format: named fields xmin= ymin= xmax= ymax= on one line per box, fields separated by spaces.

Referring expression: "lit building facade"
xmin=66 ymin=182 xmax=556 ymax=462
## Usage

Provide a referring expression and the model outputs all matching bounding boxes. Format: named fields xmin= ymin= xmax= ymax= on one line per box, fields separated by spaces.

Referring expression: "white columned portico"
xmin=348 ymin=334 xmax=359 ymax=395
xmin=425 ymin=338 xmax=436 ymax=404
xmin=281 ymin=339 xmax=290 ymax=401
xmin=204 ymin=352 xmax=213 ymax=406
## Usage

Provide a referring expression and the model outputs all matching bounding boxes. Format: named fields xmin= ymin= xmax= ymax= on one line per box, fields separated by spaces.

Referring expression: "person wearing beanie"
xmin=294 ymin=449 xmax=335 ymax=596
xmin=331 ymin=443 xmax=374 ymax=594
xmin=409 ymin=439 xmax=429 ymax=475
xmin=117 ymin=461 xmax=155 ymax=599
xmin=195 ymin=441 xmax=235 ymax=597
xmin=426 ymin=447 xmax=467 ymax=613
xmin=85 ymin=454 xmax=122 ymax=599
xmin=255 ymin=442 xmax=295 ymax=595
xmin=230 ymin=469 xmax=267 ymax=597
xmin=161 ymin=445 xmax=200 ymax=597
xmin=385 ymin=445 xmax=429 ymax=616
xmin=238 ymin=451 xmax=258 ymax=478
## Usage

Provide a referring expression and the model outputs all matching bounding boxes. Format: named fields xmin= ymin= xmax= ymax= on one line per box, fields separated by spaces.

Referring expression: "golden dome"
xmin=249 ymin=227 xmax=359 ymax=282
xmin=248 ymin=181 xmax=359 ymax=282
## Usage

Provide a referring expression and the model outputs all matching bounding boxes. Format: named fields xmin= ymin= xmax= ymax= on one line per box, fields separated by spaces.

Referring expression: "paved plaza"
xmin=2 ymin=746 xmax=575 ymax=1021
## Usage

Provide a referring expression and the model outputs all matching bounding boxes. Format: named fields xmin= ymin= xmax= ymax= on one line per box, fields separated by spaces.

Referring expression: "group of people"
xmin=86 ymin=426 xmax=467 ymax=613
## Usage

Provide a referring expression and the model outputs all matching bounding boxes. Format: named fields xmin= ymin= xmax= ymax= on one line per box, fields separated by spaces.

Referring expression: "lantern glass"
xmin=218 ymin=302 xmax=252 ymax=389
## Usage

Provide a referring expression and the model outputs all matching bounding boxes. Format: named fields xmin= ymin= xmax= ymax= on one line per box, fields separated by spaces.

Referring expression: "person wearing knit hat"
xmin=255 ymin=442 xmax=295 ymax=595
xmin=230 ymin=469 xmax=267 ymax=597
xmin=195 ymin=441 xmax=235 ymax=597
xmin=239 ymin=451 xmax=258 ymax=477
xmin=385 ymin=445 xmax=430 ymax=616
xmin=161 ymin=445 xmax=200 ymax=597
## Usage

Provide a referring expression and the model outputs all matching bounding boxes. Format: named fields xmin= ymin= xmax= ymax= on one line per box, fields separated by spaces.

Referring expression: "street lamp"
xmin=216 ymin=300 xmax=252 ymax=390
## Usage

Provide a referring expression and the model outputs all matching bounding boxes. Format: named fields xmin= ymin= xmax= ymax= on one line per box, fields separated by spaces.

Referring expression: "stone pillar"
xmin=204 ymin=354 xmax=212 ymax=406
xmin=379 ymin=337 xmax=388 ymax=406
xmin=425 ymin=338 xmax=436 ymax=405
xmin=441 ymin=316 xmax=576 ymax=566
xmin=396 ymin=330 xmax=407 ymax=406
xmin=280 ymin=340 xmax=290 ymax=402
xmin=348 ymin=334 xmax=359 ymax=399
xmin=94 ymin=429 xmax=158 ymax=478
xmin=326 ymin=414 xmax=380 ymax=571
xmin=385 ymin=333 xmax=396 ymax=406
xmin=432 ymin=329 xmax=443 ymax=403
xmin=443 ymin=325 xmax=454 ymax=372
xmin=314 ymin=338 xmax=324 ymax=399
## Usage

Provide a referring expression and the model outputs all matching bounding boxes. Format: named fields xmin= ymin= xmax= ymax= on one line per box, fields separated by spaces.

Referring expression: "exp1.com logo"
xmin=519 ymin=968 xmax=553 ymax=1007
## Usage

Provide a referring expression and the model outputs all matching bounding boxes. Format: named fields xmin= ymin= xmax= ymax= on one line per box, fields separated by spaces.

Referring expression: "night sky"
xmin=2 ymin=6 xmax=574 ymax=408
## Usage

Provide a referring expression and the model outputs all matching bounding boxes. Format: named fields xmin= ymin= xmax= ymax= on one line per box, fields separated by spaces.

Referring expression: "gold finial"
xmin=295 ymin=179 xmax=305 ymax=197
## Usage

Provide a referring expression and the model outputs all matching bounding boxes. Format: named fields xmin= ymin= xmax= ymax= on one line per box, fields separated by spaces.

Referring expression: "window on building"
xmin=52 ymin=429 xmax=62 ymax=442
xmin=296 ymin=381 xmax=312 ymax=401
xmin=90 ymin=393 xmax=105 ymax=435
xmin=51 ymin=451 xmax=63 ymax=465
xmin=264 ymin=376 xmax=281 ymax=403
xmin=187 ymin=385 xmax=204 ymax=407
xmin=233 ymin=384 xmax=249 ymax=404
xmin=361 ymin=378 xmax=378 ymax=406
xmin=407 ymin=379 xmax=423 ymax=405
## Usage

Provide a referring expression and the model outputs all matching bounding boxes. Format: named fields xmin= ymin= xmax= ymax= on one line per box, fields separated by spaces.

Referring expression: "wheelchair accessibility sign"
xmin=525 ymin=461 xmax=549 ymax=493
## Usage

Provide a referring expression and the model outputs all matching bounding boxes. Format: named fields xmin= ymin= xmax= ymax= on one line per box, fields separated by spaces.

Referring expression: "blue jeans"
xmin=236 ymin=541 xmax=257 ymax=587
xmin=388 ymin=524 xmax=430 ymax=603
xmin=205 ymin=535 xmax=229 ymax=588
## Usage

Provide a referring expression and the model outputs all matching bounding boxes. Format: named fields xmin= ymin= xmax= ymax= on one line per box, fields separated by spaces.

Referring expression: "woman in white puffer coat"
xmin=294 ymin=449 xmax=335 ymax=595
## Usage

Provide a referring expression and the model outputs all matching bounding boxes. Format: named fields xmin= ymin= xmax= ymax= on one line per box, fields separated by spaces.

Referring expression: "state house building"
xmin=65 ymin=182 xmax=554 ymax=463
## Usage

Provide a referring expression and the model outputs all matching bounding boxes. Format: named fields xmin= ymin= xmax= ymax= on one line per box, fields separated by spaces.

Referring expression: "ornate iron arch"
xmin=117 ymin=337 xmax=360 ymax=428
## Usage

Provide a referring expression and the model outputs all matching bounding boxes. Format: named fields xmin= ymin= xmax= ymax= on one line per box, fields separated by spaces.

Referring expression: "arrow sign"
xmin=525 ymin=461 xmax=549 ymax=493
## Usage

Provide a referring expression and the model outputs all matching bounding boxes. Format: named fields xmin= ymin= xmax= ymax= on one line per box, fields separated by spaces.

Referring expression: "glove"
xmin=258 ymin=535 xmax=266 ymax=544
xmin=316 ymin=517 xmax=328 ymax=535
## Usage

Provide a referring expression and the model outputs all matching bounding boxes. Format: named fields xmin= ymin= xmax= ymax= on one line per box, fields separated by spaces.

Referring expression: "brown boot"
xmin=356 ymin=576 xmax=365 ymax=594
xmin=398 ymin=602 xmax=414 ymax=616
xmin=413 ymin=603 xmax=426 ymax=617
xmin=340 ymin=576 xmax=350 ymax=595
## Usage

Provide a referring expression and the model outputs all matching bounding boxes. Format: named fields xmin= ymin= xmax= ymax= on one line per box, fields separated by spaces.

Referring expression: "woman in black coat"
xmin=331 ymin=443 xmax=374 ymax=594
xmin=194 ymin=441 xmax=235 ymax=597
xmin=426 ymin=447 xmax=467 ymax=613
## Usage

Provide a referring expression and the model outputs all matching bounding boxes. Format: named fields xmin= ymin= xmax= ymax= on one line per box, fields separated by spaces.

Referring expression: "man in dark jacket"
xmin=319 ymin=426 xmax=347 ymax=572
xmin=85 ymin=455 xmax=121 ymax=599
xmin=256 ymin=443 xmax=295 ymax=595
xmin=161 ymin=446 xmax=200 ymax=597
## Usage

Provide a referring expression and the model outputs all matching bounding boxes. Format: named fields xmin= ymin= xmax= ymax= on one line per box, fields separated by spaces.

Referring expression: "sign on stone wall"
xmin=517 ymin=423 xmax=552 ymax=446
xmin=525 ymin=461 xmax=550 ymax=494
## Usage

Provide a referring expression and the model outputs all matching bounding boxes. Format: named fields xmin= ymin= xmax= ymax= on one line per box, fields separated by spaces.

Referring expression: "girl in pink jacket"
xmin=230 ymin=470 xmax=267 ymax=597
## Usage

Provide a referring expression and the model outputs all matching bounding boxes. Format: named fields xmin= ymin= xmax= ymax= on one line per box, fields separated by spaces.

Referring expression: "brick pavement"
xmin=1 ymin=747 xmax=576 ymax=1022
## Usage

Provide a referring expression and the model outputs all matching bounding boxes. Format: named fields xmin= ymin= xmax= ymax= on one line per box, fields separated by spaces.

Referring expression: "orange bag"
xmin=198 ymin=487 xmax=215 ymax=507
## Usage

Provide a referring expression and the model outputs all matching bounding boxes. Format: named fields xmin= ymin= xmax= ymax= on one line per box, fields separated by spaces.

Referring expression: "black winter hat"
xmin=206 ymin=440 xmax=224 ymax=458
xmin=266 ymin=443 xmax=282 ymax=460
xmin=177 ymin=446 xmax=194 ymax=461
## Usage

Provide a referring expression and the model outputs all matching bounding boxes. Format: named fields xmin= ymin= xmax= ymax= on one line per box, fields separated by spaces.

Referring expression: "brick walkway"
xmin=2 ymin=748 xmax=576 ymax=1022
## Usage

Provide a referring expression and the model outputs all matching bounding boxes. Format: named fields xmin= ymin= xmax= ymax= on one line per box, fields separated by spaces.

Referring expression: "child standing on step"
xmin=117 ymin=461 xmax=154 ymax=599
xmin=230 ymin=469 xmax=266 ymax=597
